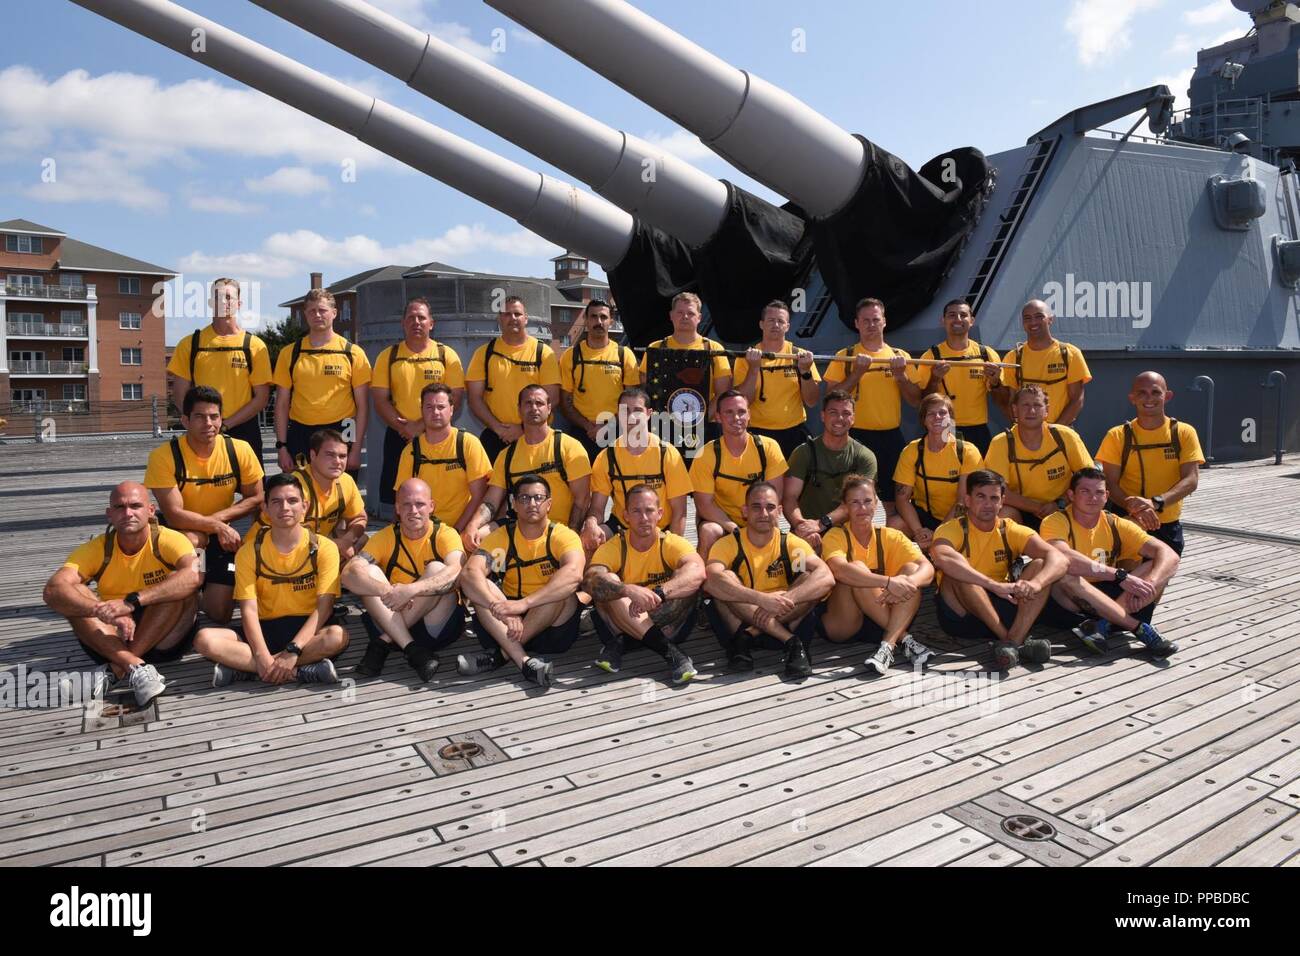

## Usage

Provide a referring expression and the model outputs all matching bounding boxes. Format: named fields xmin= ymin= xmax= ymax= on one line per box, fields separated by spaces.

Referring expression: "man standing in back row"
xmin=995 ymin=299 xmax=1090 ymax=426
xmin=915 ymin=299 xmax=1002 ymax=454
xmin=638 ymin=292 xmax=732 ymax=448
xmin=733 ymin=300 xmax=821 ymax=457
xmin=559 ymin=298 xmax=638 ymax=462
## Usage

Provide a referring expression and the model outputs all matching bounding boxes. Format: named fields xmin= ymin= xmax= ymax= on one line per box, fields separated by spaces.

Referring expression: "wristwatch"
xmin=284 ymin=642 xmax=304 ymax=657
xmin=652 ymin=585 xmax=667 ymax=600
xmin=274 ymin=440 xmax=288 ymax=450
xmin=799 ymin=371 xmax=813 ymax=381
xmin=124 ymin=591 xmax=142 ymax=611
xmin=1113 ymin=568 xmax=1129 ymax=584
xmin=818 ymin=514 xmax=834 ymax=533
xmin=1152 ymin=495 xmax=1165 ymax=513
xmin=1053 ymin=496 xmax=1069 ymax=512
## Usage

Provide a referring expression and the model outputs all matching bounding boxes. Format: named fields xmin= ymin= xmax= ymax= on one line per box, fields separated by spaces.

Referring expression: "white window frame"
xmin=119 ymin=311 xmax=142 ymax=330
xmin=118 ymin=276 xmax=141 ymax=295
xmin=120 ymin=347 xmax=143 ymax=366
xmin=5 ymin=235 xmax=42 ymax=254
xmin=63 ymin=383 xmax=86 ymax=401
xmin=121 ymin=383 xmax=143 ymax=401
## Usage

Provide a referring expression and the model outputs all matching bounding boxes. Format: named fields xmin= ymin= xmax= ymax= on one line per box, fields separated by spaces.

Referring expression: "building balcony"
xmin=8 ymin=360 xmax=88 ymax=376
xmin=2 ymin=282 xmax=94 ymax=301
xmin=9 ymin=399 xmax=89 ymax=414
xmin=5 ymin=320 xmax=89 ymax=339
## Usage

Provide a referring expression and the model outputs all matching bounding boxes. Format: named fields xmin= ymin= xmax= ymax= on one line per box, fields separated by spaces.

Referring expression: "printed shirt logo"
xmin=993 ymin=548 xmax=1009 ymax=566
xmin=142 ymin=568 xmax=168 ymax=586
xmin=765 ymin=559 xmax=788 ymax=581
xmin=323 ymin=362 xmax=345 ymax=377
xmin=1046 ymin=465 xmax=1067 ymax=481
xmin=1163 ymin=447 xmax=1178 ymax=460
xmin=291 ymin=573 xmax=317 ymax=592
xmin=1047 ymin=362 xmax=1066 ymax=374
xmin=230 ymin=356 xmax=248 ymax=369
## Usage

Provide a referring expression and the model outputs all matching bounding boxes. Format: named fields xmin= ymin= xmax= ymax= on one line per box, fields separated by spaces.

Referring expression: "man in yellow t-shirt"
xmin=393 ymin=383 xmax=492 ymax=532
xmin=371 ymin=296 xmax=466 ymax=509
xmin=983 ymin=385 xmax=1094 ymax=531
xmin=915 ymin=299 xmax=1003 ymax=453
xmin=704 ymin=482 xmax=834 ymax=676
xmin=929 ymin=470 xmax=1068 ymax=670
xmin=341 ymin=478 xmax=467 ymax=682
xmin=256 ymin=428 xmax=368 ymax=560
xmin=995 ymin=299 xmax=1090 ymax=426
xmin=272 ymin=288 xmax=372 ymax=478
xmin=819 ymin=474 xmax=936 ymax=674
xmin=44 ymin=482 xmax=201 ymax=707
xmin=822 ymin=297 xmax=923 ymax=517
xmin=193 ymin=472 xmax=348 ymax=687
xmin=733 ymin=300 xmax=821 ymax=457
xmin=585 ymin=484 xmax=706 ymax=682
xmin=1095 ymin=371 xmax=1204 ymax=557
xmin=637 ymin=291 xmax=733 ymax=450
xmin=893 ymin=393 xmax=983 ymax=548
xmin=168 ymin=277 xmax=273 ymax=460
xmin=559 ymin=299 xmax=639 ymax=462
xmin=581 ymin=387 xmax=692 ymax=552
xmin=1040 ymin=467 xmax=1180 ymax=658
xmin=690 ymin=390 xmax=787 ymax=559
xmin=465 ymin=385 xmax=591 ymax=545
xmin=456 ymin=474 xmax=587 ymax=687
xmin=465 ymin=295 xmax=561 ymax=464
xmin=144 ymin=385 xmax=265 ymax=624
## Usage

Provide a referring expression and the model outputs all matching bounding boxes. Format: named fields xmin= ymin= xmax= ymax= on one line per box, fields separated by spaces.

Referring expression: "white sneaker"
xmin=901 ymin=634 xmax=935 ymax=668
xmin=866 ymin=643 xmax=894 ymax=676
xmin=127 ymin=663 xmax=166 ymax=707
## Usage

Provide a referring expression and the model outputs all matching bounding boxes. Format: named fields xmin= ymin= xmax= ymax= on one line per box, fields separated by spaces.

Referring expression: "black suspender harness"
xmin=1013 ymin=341 xmax=1070 ymax=388
xmin=386 ymin=342 xmax=447 ymax=384
xmin=504 ymin=432 xmax=570 ymax=488
xmin=956 ymin=516 xmax=1014 ymax=578
xmin=729 ymin=529 xmax=796 ymax=590
xmin=188 ymin=329 xmax=253 ymax=383
xmin=711 ymin=435 xmax=768 ymax=490
xmin=493 ymin=520 xmax=561 ymax=599
xmin=605 ymin=444 xmax=668 ymax=502
xmin=752 ymin=347 xmax=798 ymax=403
xmin=88 ymin=521 xmax=175 ymax=585
xmin=288 ymin=335 xmax=354 ymax=381
xmin=169 ymin=434 xmax=242 ymax=492
xmin=801 ymin=438 xmax=854 ymax=493
xmin=1066 ymin=512 xmax=1121 ymax=568
xmin=483 ymin=338 xmax=544 ymax=394
xmin=1119 ymin=419 xmax=1182 ymax=498
xmin=1004 ymin=424 xmax=1069 ymax=494
xmin=571 ymin=337 xmax=630 ymax=394
xmin=611 ymin=531 xmax=672 ymax=585
xmin=843 ymin=526 xmax=887 ymax=575
xmin=909 ymin=437 xmax=968 ymax=513
xmin=927 ymin=343 xmax=997 ymax=400
xmin=410 ymin=431 xmax=467 ymax=474
xmin=384 ymin=520 xmax=448 ymax=581
xmin=296 ymin=466 xmax=347 ymax=534
xmin=836 ymin=345 xmax=907 ymax=401
xmin=252 ymin=525 xmax=320 ymax=585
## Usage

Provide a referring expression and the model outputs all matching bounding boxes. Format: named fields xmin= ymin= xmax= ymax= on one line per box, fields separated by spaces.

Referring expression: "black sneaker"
xmin=594 ymin=634 xmax=624 ymax=674
xmin=403 ymin=643 xmax=439 ymax=682
xmin=729 ymin=633 xmax=755 ymax=673
xmin=355 ymin=639 xmax=392 ymax=677
xmin=457 ymin=648 xmax=506 ymax=675
xmin=1136 ymin=622 xmax=1178 ymax=658
xmin=994 ymin=643 xmax=1019 ymax=671
xmin=666 ymin=644 xmax=697 ymax=684
xmin=1021 ymin=638 xmax=1052 ymax=664
xmin=784 ymin=637 xmax=813 ymax=678
xmin=522 ymin=656 xmax=554 ymax=687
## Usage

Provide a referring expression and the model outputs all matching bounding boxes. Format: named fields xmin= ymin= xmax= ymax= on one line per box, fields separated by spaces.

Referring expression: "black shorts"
xmin=911 ymin=505 xmax=943 ymax=532
xmin=704 ymin=598 xmax=784 ymax=652
xmin=286 ymin=418 xmax=356 ymax=479
xmin=361 ymin=603 xmax=466 ymax=651
xmin=77 ymin=607 xmax=197 ymax=666
xmin=379 ymin=425 xmax=407 ymax=506
xmin=473 ymin=607 xmax=582 ymax=656
xmin=750 ymin=424 xmax=811 ymax=461
xmin=604 ymin=514 xmax=626 ymax=535
xmin=203 ymin=536 xmax=237 ymax=588
xmin=850 ymin=427 xmax=905 ymax=502
xmin=479 ymin=427 xmax=508 ymax=468
xmin=1104 ymin=506 xmax=1185 ymax=557
xmin=592 ymin=599 xmax=697 ymax=647
xmin=238 ymin=612 xmax=342 ymax=655
xmin=813 ymin=602 xmax=886 ymax=644
xmin=1017 ymin=512 xmax=1042 ymax=533
xmin=1044 ymin=579 xmax=1156 ymax=628
xmin=955 ymin=423 xmax=993 ymax=457
xmin=935 ymin=590 xmax=1020 ymax=641
xmin=225 ymin=416 xmax=265 ymax=466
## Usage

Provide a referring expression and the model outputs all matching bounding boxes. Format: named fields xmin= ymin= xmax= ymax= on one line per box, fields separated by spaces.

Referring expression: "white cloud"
xmin=431 ymin=22 xmax=496 ymax=60
xmin=366 ymin=0 xmax=436 ymax=28
xmin=188 ymin=195 xmax=263 ymax=215
xmin=1166 ymin=33 xmax=1197 ymax=57
xmin=360 ymin=1 xmax=495 ymax=58
xmin=641 ymin=127 xmax=715 ymax=163
xmin=1185 ymin=1 xmax=1237 ymax=26
xmin=245 ymin=165 xmax=330 ymax=196
xmin=21 ymin=146 xmax=168 ymax=211
xmin=178 ymin=249 xmax=300 ymax=279
xmin=1066 ymin=0 xmax=1163 ymax=67
xmin=1154 ymin=68 xmax=1195 ymax=109
xmin=510 ymin=27 xmax=545 ymax=46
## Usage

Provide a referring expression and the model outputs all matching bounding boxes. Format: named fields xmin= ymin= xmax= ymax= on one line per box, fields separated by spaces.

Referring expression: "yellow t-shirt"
xmin=707 ymin=530 xmax=813 ymax=594
xmin=636 ymin=335 xmax=732 ymax=402
xmin=1095 ymin=418 xmax=1204 ymax=523
xmin=1000 ymin=340 xmax=1091 ymax=423
xmin=489 ymin=430 xmax=592 ymax=526
xmin=271 ymin=334 xmax=372 ymax=425
xmin=167 ymin=327 xmax=273 ymax=412
xmin=559 ymin=340 xmax=640 ymax=424
xmin=822 ymin=342 xmax=922 ymax=431
xmin=371 ymin=340 xmax=465 ymax=421
xmin=893 ymin=437 xmax=983 ymax=519
xmin=822 ymin=524 xmax=923 ymax=576
xmin=361 ymin=521 xmax=464 ymax=585
xmin=591 ymin=438 xmax=693 ymax=529
xmin=590 ymin=530 xmax=695 ymax=587
xmin=1040 ymin=509 xmax=1150 ymax=577
xmin=466 ymin=335 xmax=561 ymax=426
xmin=732 ymin=341 xmax=821 ymax=430
xmin=911 ymin=341 xmax=999 ymax=426
xmin=143 ymin=435 xmax=264 ymax=516
xmin=933 ymin=516 xmax=1035 ymax=582
xmin=689 ymin=434 xmax=788 ymax=525
xmin=234 ymin=527 xmax=341 ymax=620
xmin=479 ymin=520 xmax=583 ymax=599
xmin=393 ymin=428 xmax=493 ymax=526
xmin=983 ymin=424 xmax=1093 ymax=503
xmin=63 ymin=525 xmax=195 ymax=601
xmin=254 ymin=468 xmax=364 ymax=537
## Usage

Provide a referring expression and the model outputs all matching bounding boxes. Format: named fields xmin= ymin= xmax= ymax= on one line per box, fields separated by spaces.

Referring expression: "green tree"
xmin=260 ymin=312 xmax=303 ymax=369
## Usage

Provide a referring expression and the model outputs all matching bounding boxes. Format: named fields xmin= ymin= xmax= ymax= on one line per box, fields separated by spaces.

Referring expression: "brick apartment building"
xmin=0 ymin=218 xmax=173 ymax=437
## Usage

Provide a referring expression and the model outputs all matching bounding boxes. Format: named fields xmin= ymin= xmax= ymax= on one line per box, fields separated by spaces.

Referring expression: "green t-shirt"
xmin=787 ymin=436 xmax=877 ymax=518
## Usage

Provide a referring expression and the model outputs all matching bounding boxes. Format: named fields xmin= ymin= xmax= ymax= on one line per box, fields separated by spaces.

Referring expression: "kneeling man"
xmin=584 ymin=483 xmax=705 ymax=683
xmin=44 ymin=481 xmax=201 ymax=706
xmin=342 ymin=478 xmax=466 ymax=681
xmin=194 ymin=473 xmax=349 ymax=686
xmin=704 ymin=482 xmax=834 ymax=677
xmin=818 ymin=475 xmax=936 ymax=675
xmin=929 ymin=469 xmax=1068 ymax=670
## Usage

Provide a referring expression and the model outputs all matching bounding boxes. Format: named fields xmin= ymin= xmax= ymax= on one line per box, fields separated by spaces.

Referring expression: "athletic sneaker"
xmin=994 ymin=643 xmax=1020 ymax=671
xmin=522 ymin=656 xmax=553 ymax=687
xmin=90 ymin=665 xmax=118 ymax=699
xmin=729 ymin=634 xmax=755 ymax=673
xmin=784 ymin=637 xmax=813 ymax=678
xmin=212 ymin=663 xmax=255 ymax=688
xmin=1136 ymin=621 xmax=1178 ymax=658
xmin=457 ymin=648 xmax=506 ymax=675
xmin=594 ymin=634 xmax=625 ymax=674
xmin=900 ymin=634 xmax=934 ymax=668
xmin=126 ymin=663 xmax=166 ymax=707
xmin=866 ymin=642 xmax=894 ymax=676
xmin=403 ymin=643 xmax=439 ymax=682
xmin=1008 ymin=555 xmax=1031 ymax=582
xmin=1021 ymin=638 xmax=1052 ymax=664
xmin=355 ymin=639 xmax=392 ymax=677
xmin=1072 ymin=619 xmax=1109 ymax=656
xmin=297 ymin=660 xmax=340 ymax=684
xmin=666 ymin=645 xmax=696 ymax=685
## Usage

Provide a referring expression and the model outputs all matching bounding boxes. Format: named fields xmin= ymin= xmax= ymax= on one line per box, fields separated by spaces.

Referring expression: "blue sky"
xmin=1 ymin=0 xmax=1250 ymax=343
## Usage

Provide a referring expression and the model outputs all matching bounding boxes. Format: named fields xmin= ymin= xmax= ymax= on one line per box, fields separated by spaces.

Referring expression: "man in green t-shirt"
xmin=783 ymin=390 xmax=878 ymax=553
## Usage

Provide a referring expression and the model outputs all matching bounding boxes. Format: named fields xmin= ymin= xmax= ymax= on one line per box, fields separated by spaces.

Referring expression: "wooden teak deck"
xmin=1 ymin=438 xmax=1298 ymax=867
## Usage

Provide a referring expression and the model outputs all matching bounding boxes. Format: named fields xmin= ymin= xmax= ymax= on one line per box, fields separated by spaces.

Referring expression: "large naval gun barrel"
xmin=68 ymin=0 xmax=635 ymax=268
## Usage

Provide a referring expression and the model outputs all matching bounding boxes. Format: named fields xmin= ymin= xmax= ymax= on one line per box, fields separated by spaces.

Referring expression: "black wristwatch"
xmin=799 ymin=371 xmax=813 ymax=381
xmin=274 ymin=440 xmax=287 ymax=450
xmin=1152 ymin=495 xmax=1165 ymax=513
xmin=284 ymin=642 xmax=303 ymax=657
xmin=1113 ymin=568 xmax=1129 ymax=584
xmin=652 ymin=585 xmax=667 ymax=600
xmin=818 ymin=514 xmax=834 ymax=533
xmin=1053 ymin=496 xmax=1069 ymax=512
xmin=124 ymin=591 xmax=142 ymax=611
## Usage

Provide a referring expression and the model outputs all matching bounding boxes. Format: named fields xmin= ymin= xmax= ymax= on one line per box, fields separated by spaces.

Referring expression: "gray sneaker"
xmin=1021 ymin=638 xmax=1052 ymax=664
xmin=212 ymin=663 xmax=255 ymax=688
xmin=127 ymin=663 xmax=166 ymax=707
xmin=667 ymin=645 xmax=697 ymax=685
xmin=900 ymin=634 xmax=934 ymax=668
xmin=521 ymin=656 xmax=554 ymax=687
xmin=296 ymin=659 xmax=340 ymax=684
xmin=457 ymin=649 xmax=506 ymax=675
xmin=866 ymin=642 xmax=894 ymax=676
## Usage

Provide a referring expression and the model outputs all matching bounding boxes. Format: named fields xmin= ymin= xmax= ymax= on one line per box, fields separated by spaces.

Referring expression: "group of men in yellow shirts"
xmin=41 ymin=278 xmax=1205 ymax=704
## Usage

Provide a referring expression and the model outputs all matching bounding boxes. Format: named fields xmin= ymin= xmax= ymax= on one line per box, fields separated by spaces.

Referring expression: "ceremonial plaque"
xmin=643 ymin=346 xmax=714 ymax=454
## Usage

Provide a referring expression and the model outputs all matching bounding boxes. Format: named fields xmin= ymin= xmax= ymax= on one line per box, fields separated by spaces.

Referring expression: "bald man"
xmin=43 ymin=482 xmax=202 ymax=707
xmin=341 ymin=478 xmax=467 ymax=680
xmin=996 ymin=300 xmax=1090 ymax=426
xmin=1095 ymin=372 xmax=1205 ymax=556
